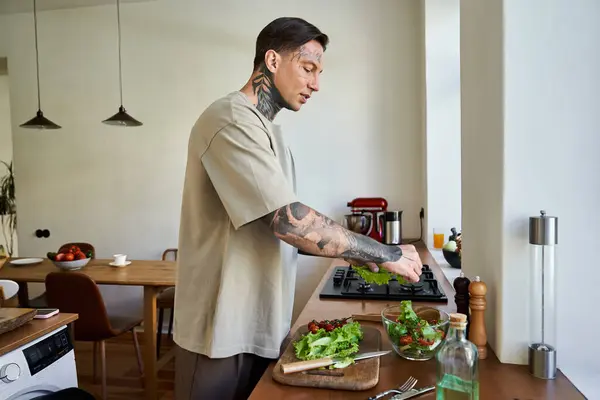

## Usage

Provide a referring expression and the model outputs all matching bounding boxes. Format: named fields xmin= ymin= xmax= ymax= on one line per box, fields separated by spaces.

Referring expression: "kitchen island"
xmin=249 ymin=242 xmax=584 ymax=399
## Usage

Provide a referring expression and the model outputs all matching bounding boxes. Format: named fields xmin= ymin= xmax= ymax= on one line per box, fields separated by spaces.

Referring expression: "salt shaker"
xmin=468 ymin=276 xmax=488 ymax=359
xmin=453 ymin=272 xmax=471 ymax=338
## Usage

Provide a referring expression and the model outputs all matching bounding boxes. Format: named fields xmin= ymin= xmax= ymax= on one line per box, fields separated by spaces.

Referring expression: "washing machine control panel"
xmin=22 ymin=327 xmax=74 ymax=376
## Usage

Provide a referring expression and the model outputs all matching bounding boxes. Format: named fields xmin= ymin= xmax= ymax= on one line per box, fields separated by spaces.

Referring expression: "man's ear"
xmin=264 ymin=50 xmax=280 ymax=73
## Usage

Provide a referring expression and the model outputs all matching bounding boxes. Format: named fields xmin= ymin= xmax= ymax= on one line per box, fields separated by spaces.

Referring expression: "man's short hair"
xmin=253 ymin=17 xmax=329 ymax=70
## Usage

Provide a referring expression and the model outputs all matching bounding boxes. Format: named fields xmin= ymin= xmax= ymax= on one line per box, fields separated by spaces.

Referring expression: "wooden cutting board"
xmin=272 ymin=325 xmax=382 ymax=391
xmin=0 ymin=308 xmax=36 ymax=335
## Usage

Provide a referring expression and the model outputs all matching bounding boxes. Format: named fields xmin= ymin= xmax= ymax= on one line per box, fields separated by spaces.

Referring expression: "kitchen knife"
xmin=280 ymin=350 xmax=391 ymax=374
xmin=390 ymin=385 xmax=435 ymax=399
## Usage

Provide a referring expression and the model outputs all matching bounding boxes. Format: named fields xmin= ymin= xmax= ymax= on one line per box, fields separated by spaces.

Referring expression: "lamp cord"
xmin=33 ymin=0 xmax=41 ymax=111
xmin=117 ymin=0 xmax=123 ymax=107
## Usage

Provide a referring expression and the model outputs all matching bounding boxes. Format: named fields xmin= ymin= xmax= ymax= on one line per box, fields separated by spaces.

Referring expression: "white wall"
xmin=0 ymin=70 xmax=17 ymax=257
xmin=0 ymin=17 xmax=7 ymax=57
xmin=0 ymin=75 xmax=12 ymax=173
xmin=423 ymin=0 xmax=461 ymax=248
xmin=460 ymin=0 xmax=504 ymax=361
xmin=1 ymin=0 xmax=425 ymax=321
xmin=462 ymin=0 xmax=600 ymax=397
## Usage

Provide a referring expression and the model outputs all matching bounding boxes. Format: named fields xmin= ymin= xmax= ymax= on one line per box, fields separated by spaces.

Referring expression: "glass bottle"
xmin=435 ymin=313 xmax=479 ymax=400
xmin=0 ymin=244 xmax=6 ymax=259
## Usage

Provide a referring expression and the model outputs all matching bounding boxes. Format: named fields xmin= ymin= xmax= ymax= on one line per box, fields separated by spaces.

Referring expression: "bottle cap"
xmin=529 ymin=210 xmax=558 ymax=245
xmin=449 ymin=313 xmax=468 ymax=329
xmin=449 ymin=313 xmax=467 ymax=323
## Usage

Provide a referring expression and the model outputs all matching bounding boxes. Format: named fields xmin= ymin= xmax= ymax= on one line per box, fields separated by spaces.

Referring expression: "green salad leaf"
xmin=332 ymin=357 xmax=355 ymax=369
xmin=386 ymin=300 xmax=446 ymax=353
xmin=352 ymin=265 xmax=406 ymax=285
xmin=293 ymin=321 xmax=364 ymax=362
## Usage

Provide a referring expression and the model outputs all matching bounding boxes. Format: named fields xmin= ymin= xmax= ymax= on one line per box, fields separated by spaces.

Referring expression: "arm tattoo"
xmin=262 ymin=202 xmax=402 ymax=265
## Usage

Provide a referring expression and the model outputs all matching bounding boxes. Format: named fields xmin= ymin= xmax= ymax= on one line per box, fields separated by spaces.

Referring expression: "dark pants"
xmin=175 ymin=345 xmax=272 ymax=400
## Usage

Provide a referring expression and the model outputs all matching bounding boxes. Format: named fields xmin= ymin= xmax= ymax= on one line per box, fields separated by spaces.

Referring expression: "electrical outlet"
xmin=420 ymin=207 xmax=425 ymax=219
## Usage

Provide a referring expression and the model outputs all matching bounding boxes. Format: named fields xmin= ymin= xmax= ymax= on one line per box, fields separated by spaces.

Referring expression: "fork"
xmin=367 ymin=376 xmax=418 ymax=400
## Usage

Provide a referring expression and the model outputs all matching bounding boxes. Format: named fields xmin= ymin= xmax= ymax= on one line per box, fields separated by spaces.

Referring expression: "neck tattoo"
xmin=251 ymin=63 xmax=289 ymax=121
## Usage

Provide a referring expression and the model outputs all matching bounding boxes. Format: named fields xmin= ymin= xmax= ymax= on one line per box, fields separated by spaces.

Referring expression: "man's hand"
xmin=263 ymin=202 xmax=424 ymax=280
xmin=379 ymin=244 xmax=423 ymax=283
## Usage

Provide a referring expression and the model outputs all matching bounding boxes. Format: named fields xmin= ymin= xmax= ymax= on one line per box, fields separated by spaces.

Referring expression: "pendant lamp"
xmin=102 ymin=0 xmax=142 ymax=127
xmin=20 ymin=0 xmax=61 ymax=130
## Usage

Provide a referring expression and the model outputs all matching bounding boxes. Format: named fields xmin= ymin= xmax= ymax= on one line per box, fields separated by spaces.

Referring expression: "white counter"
xmin=428 ymin=247 xmax=462 ymax=286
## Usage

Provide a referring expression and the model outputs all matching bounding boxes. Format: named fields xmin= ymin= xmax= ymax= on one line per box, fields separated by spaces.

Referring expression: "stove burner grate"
xmin=319 ymin=264 xmax=448 ymax=303
xmin=398 ymin=281 xmax=424 ymax=293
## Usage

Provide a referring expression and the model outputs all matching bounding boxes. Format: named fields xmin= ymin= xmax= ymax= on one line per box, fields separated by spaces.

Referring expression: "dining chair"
xmin=0 ymin=279 xmax=19 ymax=307
xmin=156 ymin=248 xmax=177 ymax=357
xmin=29 ymin=242 xmax=96 ymax=308
xmin=44 ymin=271 xmax=143 ymax=400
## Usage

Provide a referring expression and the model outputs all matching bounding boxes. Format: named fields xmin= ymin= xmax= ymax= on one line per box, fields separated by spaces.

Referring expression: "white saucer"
xmin=10 ymin=258 xmax=44 ymax=266
xmin=109 ymin=261 xmax=131 ymax=267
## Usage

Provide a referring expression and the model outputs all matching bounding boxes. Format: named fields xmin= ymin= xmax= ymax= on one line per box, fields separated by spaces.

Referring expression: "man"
xmin=174 ymin=17 xmax=423 ymax=400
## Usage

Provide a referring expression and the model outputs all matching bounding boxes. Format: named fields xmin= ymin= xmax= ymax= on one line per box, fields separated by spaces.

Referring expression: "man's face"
xmin=269 ymin=40 xmax=324 ymax=111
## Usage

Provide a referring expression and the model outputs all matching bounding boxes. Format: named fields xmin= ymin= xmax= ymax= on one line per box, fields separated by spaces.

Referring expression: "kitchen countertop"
xmin=428 ymin=248 xmax=463 ymax=283
xmin=249 ymin=242 xmax=585 ymax=399
xmin=0 ymin=312 xmax=78 ymax=357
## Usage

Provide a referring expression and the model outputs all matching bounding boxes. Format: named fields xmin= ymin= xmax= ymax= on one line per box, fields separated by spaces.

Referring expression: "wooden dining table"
xmin=0 ymin=257 xmax=176 ymax=400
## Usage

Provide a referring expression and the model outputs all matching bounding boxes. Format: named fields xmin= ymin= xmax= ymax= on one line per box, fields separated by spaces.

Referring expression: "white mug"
xmin=113 ymin=254 xmax=127 ymax=266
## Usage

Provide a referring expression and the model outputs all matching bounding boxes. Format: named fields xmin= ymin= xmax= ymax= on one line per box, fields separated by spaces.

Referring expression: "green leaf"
xmin=352 ymin=266 xmax=406 ymax=285
xmin=293 ymin=321 xmax=363 ymax=362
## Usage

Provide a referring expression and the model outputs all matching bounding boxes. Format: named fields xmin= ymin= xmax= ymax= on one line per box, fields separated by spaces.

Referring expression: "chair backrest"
xmin=162 ymin=248 xmax=178 ymax=261
xmin=45 ymin=272 xmax=113 ymax=341
xmin=0 ymin=279 xmax=18 ymax=301
xmin=58 ymin=242 xmax=96 ymax=259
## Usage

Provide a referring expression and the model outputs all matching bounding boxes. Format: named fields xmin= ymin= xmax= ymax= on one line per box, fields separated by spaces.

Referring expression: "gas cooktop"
xmin=319 ymin=265 xmax=448 ymax=303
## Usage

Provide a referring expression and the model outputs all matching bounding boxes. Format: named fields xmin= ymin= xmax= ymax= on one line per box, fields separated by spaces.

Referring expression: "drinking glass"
xmin=433 ymin=228 xmax=445 ymax=249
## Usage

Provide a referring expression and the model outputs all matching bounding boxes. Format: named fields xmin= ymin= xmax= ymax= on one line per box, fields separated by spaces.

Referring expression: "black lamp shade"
xmin=102 ymin=106 xmax=143 ymax=127
xmin=20 ymin=110 xmax=61 ymax=129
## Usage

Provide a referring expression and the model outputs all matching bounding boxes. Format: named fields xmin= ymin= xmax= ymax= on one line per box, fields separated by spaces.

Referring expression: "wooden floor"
xmin=74 ymin=333 xmax=175 ymax=400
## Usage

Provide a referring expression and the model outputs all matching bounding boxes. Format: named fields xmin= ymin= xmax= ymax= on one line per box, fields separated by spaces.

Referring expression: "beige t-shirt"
xmin=173 ymin=91 xmax=299 ymax=359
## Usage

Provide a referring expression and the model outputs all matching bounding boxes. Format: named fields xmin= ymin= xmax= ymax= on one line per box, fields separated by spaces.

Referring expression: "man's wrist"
xmin=341 ymin=232 xmax=403 ymax=264
xmin=381 ymin=245 xmax=402 ymax=263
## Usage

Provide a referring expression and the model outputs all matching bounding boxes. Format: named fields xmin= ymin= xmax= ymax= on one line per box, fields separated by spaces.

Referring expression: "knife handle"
xmin=280 ymin=357 xmax=334 ymax=374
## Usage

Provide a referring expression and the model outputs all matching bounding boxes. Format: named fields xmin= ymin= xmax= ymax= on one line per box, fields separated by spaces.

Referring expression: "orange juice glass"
xmin=433 ymin=229 xmax=445 ymax=249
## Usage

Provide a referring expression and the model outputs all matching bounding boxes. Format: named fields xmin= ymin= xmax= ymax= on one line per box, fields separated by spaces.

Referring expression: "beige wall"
xmin=1 ymin=0 xmax=425 ymax=324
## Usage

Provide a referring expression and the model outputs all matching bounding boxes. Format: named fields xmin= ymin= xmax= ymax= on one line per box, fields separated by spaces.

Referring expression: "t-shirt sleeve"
xmin=201 ymin=121 xmax=298 ymax=230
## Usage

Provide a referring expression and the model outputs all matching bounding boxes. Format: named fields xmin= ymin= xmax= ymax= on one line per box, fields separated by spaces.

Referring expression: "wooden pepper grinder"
xmin=468 ymin=276 xmax=487 ymax=359
xmin=453 ymin=272 xmax=471 ymax=339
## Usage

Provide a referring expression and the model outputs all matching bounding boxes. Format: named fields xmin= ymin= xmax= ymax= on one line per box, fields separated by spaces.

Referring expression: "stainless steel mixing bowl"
xmin=344 ymin=213 xmax=371 ymax=235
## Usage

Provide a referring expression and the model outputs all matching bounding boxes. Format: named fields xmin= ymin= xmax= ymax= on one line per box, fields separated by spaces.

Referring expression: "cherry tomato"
xmin=399 ymin=336 xmax=413 ymax=346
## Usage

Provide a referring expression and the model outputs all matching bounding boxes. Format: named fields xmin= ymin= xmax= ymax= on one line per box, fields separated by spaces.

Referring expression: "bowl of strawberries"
xmin=47 ymin=245 xmax=93 ymax=271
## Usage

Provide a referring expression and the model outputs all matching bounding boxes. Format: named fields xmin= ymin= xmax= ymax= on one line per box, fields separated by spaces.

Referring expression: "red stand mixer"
xmin=345 ymin=197 xmax=388 ymax=243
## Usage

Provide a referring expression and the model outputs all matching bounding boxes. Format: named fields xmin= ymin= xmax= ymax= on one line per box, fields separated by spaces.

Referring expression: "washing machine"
xmin=0 ymin=325 xmax=78 ymax=400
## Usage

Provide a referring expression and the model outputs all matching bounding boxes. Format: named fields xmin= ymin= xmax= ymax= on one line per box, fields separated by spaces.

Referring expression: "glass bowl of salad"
xmin=381 ymin=300 xmax=450 ymax=361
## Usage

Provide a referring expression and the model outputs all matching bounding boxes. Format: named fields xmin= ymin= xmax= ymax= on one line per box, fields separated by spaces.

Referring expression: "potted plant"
xmin=0 ymin=161 xmax=16 ymax=257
